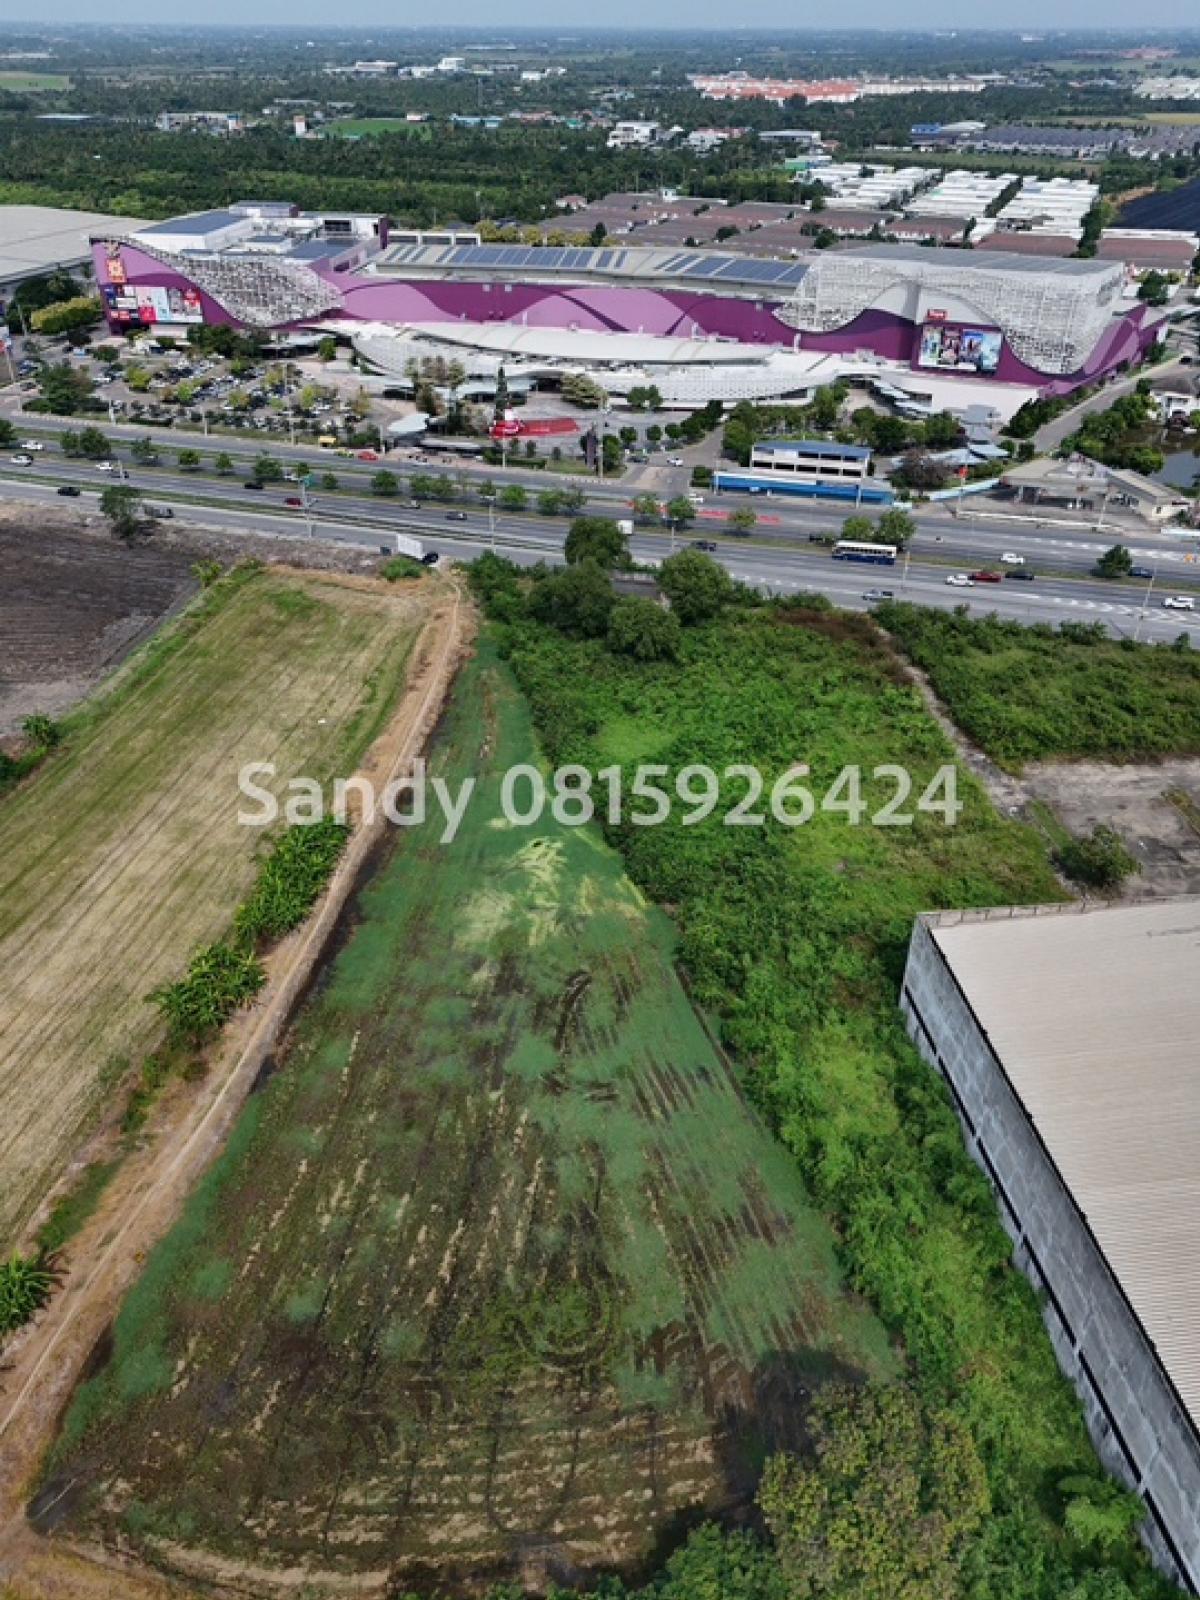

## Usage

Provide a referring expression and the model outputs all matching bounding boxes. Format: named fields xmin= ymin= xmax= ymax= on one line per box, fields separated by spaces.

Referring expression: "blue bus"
xmin=832 ymin=540 xmax=897 ymax=566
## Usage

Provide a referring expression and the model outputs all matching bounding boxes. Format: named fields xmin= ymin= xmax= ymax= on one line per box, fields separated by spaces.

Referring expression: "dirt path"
xmin=0 ymin=576 xmax=475 ymax=1600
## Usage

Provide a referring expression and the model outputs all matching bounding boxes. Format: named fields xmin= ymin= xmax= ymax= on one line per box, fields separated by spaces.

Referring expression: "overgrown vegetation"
xmin=467 ymin=564 xmax=1174 ymax=1600
xmin=878 ymin=603 xmax=1200 ymax=769
xmin=0 ymin=1251 xmax=54 ymax=1335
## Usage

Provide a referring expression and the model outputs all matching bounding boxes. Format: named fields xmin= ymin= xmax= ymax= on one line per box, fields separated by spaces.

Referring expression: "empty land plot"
xmin=0 ymin=566 xmax=429 ymax=1249
xmin=0 ymin=519 xmax=196 ymax=733
xmin=43 ymin=643 xmax=894 ymax=1592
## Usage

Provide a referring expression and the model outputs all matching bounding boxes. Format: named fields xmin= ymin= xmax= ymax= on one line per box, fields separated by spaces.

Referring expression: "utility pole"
xmin=1133 ymin=565 xmax=1157 ymax=642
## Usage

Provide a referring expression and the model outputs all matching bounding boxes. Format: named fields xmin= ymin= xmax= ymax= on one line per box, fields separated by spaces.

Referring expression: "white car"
xmin=95 ymin=460 xmax=117 ymax=473
xmin=10 ymin=453 xmax=33 ymax=465
xmin=20 ymin=440 xmax=44 ymax=452
xmin=667 ymin=456 xmax=684 ymax=467
xmin=998 ymin=551 xmax=1024 ymax=566
xmin=1162 ymin=595 xmax=1195 ymax=611
xmin=945 ymin=573 xmax=974 ymax=588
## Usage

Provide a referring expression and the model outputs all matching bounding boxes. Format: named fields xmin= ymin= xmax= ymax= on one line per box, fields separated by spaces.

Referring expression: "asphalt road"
xmin=1033 ymin=355 xmax=1189 ymax=452
xmin=7 ymin=415 xmax=1200 ymax=588
xmin=4 ymin=468 xmax=1198 ymax=643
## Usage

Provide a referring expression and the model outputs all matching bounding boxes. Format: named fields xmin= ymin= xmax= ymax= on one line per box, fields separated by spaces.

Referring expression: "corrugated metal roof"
xmin=928 ymin=898 xmax=1200 ymax=1427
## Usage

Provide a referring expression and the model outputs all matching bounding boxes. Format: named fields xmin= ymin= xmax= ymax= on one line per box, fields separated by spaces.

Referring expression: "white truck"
xmin=393 ymin=532 xmax=424 ymax=560
xmin=617 ymin=519 xmax=634 ymax=538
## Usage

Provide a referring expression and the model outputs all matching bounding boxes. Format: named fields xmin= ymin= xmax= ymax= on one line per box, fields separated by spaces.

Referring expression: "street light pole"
xmin=1133 ymin=565 xmax=1157 ymax=642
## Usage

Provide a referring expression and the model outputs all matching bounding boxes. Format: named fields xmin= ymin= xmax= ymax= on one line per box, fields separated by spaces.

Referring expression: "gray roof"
xmin=137 ymin=209 xmax=244 ymax=236
xmin=847 ymin=241 xmax=1115 ymax=276
xmin=926 ymin=898 xmax=1200 ymax=1429
xmin=0 ymin=203 xmax=149 ymax=286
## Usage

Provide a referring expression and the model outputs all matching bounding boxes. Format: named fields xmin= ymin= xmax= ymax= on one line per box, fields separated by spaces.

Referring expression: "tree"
xmin=36 ymin=361 xmax=93 ymax=415
xmin=665 ymin=496 xmax=697 ymax=528
xmin=490 ymin=482 xmax=524 ymax=512
xmin=99 ymin=485 xmax=144 ymax=541
xmin=317 ymin=335 xmax=338 ymax=362
xmin=658 ymin=549 xmax=734 ymax=624
xmin=809 ymin=385 xmax=842 ymax=431
xmin=759 ymin=1382 xmax=989 ymax=1600
xmin=77 ymin=426 xmax=112 ymax=460
xmin=728 ymin=507 xmax=757 ymax=534
xmin=633 ymin=493 xmax=663 ymax=523
xmin=0 ymin=419 xmax=16 ymax=448
xmin=1136 ymin=270 xmax=1171 ymax=307
xmin=894 ymin=448 xmax=946 ymax=492
xmin=878 ymin=507 xmax=916 ymax=548
xmin=253 ymin=454 xmax=284 ymax=484
xmin=371 ymin=470 xmax=399 ymax=497
xmin=608 ymin=596 xmax=682 ymax=661
xmin=537 ymin=488 xmax=565 ymax=516
xmin=923 ymin=411 xmax=962 ymax=449
xmin=214 ymin=452 xmax=234 ymax=475
xmin=493 ymin=364 xmax=510 ymax=423
xmin=177 ymin=448 xmax=202 ymax=471
xmin=130 ymin=436 xmax=159 ymax=466
xmin=320 ymin=471 xmax=339 ymax=491
xmin=560 ymin=485 xmax=587 ymax=514
xmin=646 ymin=423 xmax=663 ymax=444
xmin=59 ymin=429 xmax=82 ymax=458
xmin=528 ymin=560 xmax=615 ymax=638
xmin=564 ymin=516 xmax=629 ymax=569
xmin=1095 ymin=543 xmax=1133 ymax=580
xmin=30 ymin=295 xmax=101 ymax=336
xmin=192 ymin=560 xmax=223 ymax=588
xmin=1056 ymin=825 xmax=1139 ymax=891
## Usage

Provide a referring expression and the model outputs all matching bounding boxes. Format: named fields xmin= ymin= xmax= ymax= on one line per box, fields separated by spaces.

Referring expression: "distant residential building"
xmin=154 ymin=111 xmax=245 ymax=135
xmin=607 ymin=120 xmax=664 ymax=150
xmin=437 ymin=56 xmax=466 ymax=73
xmin=1097 ymin=228 xmax=1200 ymax=274
xmin=685 ymin=127 xmax=745 ymax=152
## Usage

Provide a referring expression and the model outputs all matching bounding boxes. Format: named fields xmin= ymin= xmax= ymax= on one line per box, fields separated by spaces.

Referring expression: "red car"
xmin=356 ymin=449 xmax=379 ymax=462
xmin=970 ymin=570 xmax=1003 ymax=583
xmin=283 ymin=495 xmax=303 ymax=507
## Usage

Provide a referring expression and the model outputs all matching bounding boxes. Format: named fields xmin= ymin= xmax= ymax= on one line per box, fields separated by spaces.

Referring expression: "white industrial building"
xmin=816 ymin=163 xmax=936 ymax=210
xmin=902 ymin=899 xmax=1200 ymax=1594
xmin=907 ymin=169 xmax=1022 ymax=220
xmin=996 ymin=177 xmax=1099 ymax=239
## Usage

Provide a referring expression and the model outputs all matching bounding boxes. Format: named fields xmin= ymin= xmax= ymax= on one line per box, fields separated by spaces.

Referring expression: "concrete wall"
xmin=901 ymin=915 xmax=1200 ymax=1595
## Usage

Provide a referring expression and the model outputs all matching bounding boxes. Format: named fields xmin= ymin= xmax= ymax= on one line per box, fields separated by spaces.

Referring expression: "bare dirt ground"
xmin=1023 ymin=756 xmax=1200 ymax=898
xmin=904 ymin=660 xmax=1200 ymax=899
xmin=0 ymin=510 xmax=195 ymax=736
xmin=0 ymin=579 xmax=473 ymax=1600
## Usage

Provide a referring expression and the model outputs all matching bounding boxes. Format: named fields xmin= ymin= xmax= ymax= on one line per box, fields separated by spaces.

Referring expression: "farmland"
xmin=43 ymin=641 xmax=893 ymax=1590
xmin=0 ymin=518 xmax=195 ymax=734
xmin=0 ymin=565 xmax=428 ymax=1250
xmin=324 ymin=116 xmax=434 ymax=138
xmin=0 ymin=71 xmax=70 ymax=92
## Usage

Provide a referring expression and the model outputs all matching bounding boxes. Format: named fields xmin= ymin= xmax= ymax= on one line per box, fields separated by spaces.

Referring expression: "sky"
xmin=11 ymin=3 xmax=1200 ymax=27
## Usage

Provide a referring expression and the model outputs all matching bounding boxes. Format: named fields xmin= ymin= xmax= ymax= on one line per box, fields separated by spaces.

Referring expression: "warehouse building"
xmin=901 ymin=900 xmax=1200 ymax=1593
xmin=0 ymin=203 xmax=148 ymax=306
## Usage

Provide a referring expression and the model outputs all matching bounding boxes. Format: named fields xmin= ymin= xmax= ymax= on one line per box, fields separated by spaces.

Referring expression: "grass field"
xmin=878 ymin=602 xmax=1200 ymax=770
xmin=0 ymin=567 xmax=427 ymax=1250
xmin=44 ymin=641 xmax=893 ymax=1587
xmin=0 ymin=71 xmax=70 ymax=92
xmin=324 ymin=116 xmax=433 ymax=138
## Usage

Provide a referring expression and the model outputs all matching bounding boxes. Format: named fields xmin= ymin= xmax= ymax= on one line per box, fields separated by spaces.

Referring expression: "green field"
xmin=325 ymin=116 xmax=434 ymax=138
xmin=0 ymin=567 xmax=427 ymax=1249
xmin=0 ymin=71 xmax=70 ymax=92
xmin=46 ymin=641 xmax=892 ymax=1585
xmin=879 ymin=603 xmax=1200 ymax=770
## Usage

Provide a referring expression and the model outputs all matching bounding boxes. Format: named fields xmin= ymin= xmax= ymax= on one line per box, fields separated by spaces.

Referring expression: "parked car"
xmin=862 ymin=589 xmax=895 ymax=603
xmin=998 ymin=552 xmax=1024 ymax=566
xmin=1005 ymin=569 xmax=1036 ymax=581
xmin=945 ymin=574 xmax=974 ymax=588
xmin=1162 ymin=595 xmax=1195 ymax=611
xmin=56 ymin=484 xmax=81 ymax=496
xmin=970 ymin=570 xmax=1003 ymax=584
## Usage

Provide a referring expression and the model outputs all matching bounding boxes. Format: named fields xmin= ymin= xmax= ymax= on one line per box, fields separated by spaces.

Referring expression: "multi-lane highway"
xmin=4 ymin=415 xmax=1200 ymax=642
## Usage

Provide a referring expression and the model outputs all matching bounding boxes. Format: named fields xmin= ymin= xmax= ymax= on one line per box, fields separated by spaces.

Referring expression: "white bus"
xmin=832 ymin=540 xmax=897 ymax=567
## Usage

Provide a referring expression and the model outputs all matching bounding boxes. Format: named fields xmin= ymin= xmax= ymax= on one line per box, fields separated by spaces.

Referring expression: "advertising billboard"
xmin=100 ymin=245 xmax=205 ymax=326
xmin=917 ymin=322 xmax=1002 ymax=375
